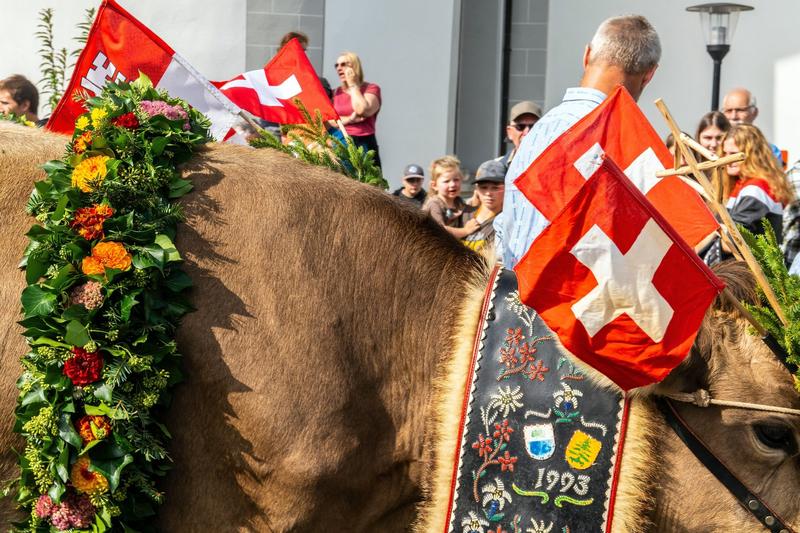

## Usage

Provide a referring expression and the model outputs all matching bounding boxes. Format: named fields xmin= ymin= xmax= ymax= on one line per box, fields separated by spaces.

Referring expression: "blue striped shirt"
xmin=495 ymin=87 xmax=607 ymax=267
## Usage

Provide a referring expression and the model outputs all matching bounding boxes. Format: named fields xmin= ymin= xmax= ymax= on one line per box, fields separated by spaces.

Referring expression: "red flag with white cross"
xmin=514 ymin=86 xmax=718 ymax=249
xmin=514 ymin=158 xmax=725 ymax=390
xmin=213 ymin=38 xmax=338 ymax=124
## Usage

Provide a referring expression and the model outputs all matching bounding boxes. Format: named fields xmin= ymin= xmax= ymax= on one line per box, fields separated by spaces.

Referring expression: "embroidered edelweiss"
xmin=487 ymin=385 xmax=523 ymax=417
xmin=461 ymin=510 xmax=490 ymax=533
xmin=481 ymin=477 xmax=512 ymax=513
xmin=553 ymin=383 xmax=583 ymax=412
xmin=505 ymin=290 xmax=536 ymax=336
xmin=526 ymin=518 xmax=554 ymax=533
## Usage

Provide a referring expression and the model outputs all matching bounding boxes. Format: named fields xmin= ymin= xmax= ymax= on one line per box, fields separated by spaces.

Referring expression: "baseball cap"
xmin=473 ymin=159 xmax=507 ymax=184
xmin=402 ymin=164 xmax=425 ymax=179
xmin=509 ymin=100 xmax=542 ymax=122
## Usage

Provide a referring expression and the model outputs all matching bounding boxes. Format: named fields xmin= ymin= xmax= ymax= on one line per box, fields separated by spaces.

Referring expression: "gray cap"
xmin=402 ymin=163 xmax=425 ymax=179
xmin=474 ymin=159 xmax=507 ymax=184
xmin=509 ymin=100 xmax=542 ymax=122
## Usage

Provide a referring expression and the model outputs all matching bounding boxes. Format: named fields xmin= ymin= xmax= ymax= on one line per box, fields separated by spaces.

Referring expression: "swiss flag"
xmin=213 ymin=39 xmax=338 ymax=124
xmin=514 ymin=158 xmax=725 ymax=390
xmin=515 ymin=86 xmax=718 ymax=249
xmin=46 ymin=0 xmax=240 ymax=140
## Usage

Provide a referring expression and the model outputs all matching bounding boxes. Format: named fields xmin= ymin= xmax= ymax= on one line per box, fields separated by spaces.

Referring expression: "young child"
xmin=422 ymin=155 xmax=479 ymax=238
xmin=391 ymin=163 xmax=427 ymax=207
xmin=460 ymin=160 xmax=506 ymax=252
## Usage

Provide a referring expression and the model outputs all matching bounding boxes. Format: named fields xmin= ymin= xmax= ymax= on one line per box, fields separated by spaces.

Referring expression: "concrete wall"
xmin=508 ymin=0 xmax=548 ymax=111
xmin=245 ymin=0 xmax=325 ymax=72
xmin=322 ymin=0 xmax=460 ymax=189
xmin=2 ymin=1 xmax=247 ymax=115
xmin=545 ymin=0 xmax=800 ymax=162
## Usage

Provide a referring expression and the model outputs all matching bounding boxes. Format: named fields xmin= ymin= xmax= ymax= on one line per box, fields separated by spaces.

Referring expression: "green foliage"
xmin=249 ymin=101 xmax=388 ymax=189
xmin=10 ymin=74 xmax=208 ymax=530
xmin=0 ymin=112 xmax=36 ymax=127
xmin=739 ymin=223 xmax=800 ymax=388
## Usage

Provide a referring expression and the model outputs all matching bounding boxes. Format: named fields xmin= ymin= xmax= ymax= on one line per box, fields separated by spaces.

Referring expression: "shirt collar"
xmin=562 ymin=87 xmax=607 ymax=105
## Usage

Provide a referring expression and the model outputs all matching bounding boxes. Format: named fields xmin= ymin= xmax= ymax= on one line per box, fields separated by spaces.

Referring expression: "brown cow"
xmin=1 ymin=123 xmax=799 ymax=531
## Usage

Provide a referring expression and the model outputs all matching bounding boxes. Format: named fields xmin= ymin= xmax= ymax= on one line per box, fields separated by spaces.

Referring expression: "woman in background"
xmin=332 ymin=51 xmax=382 ymax=168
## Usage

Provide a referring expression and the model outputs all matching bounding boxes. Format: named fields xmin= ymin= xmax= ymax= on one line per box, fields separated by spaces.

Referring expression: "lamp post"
xmin=686 ymin=3 xmax=753 ymax=111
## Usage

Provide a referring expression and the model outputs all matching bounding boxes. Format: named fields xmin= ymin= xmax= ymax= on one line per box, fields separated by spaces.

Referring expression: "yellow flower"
xmin=91 ymin=107 xmax=108 ymax=128
xmin=75 ymin=115 xmax=90 ymax=131
xmin=71 ymin=155 xmax=110 ymax=192
xmin=70 ymin=455 xmax=109 ymax=494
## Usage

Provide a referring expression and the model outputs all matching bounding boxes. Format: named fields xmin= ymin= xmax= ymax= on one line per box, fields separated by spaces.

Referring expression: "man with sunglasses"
xmin=499 ymin=101 xmax=542 ymax=168
xmin=392 ymin=164 xmax=427 ymax=207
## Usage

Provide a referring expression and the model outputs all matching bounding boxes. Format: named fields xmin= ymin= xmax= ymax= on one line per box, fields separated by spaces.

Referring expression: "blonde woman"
xmin=721 ymin=124 xmax=793 ymax=240
xmin=333 ymin=51 xmax=382 ymax=167
xmin=422 ymin=156 xmax=480 ymax=239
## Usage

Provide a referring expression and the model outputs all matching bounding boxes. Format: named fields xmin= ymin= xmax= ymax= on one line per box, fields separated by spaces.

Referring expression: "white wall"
xmin=323 ymin=0 xmax=460 ymax=189
xmin=546 ymin=0 xmax=800 ymax=163
xmin=2 ymin=1 xmax=247 ymax=115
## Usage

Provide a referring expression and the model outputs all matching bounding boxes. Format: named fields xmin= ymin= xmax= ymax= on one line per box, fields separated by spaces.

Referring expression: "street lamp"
xmin=686 ymin=3 xmax=753 ymax=111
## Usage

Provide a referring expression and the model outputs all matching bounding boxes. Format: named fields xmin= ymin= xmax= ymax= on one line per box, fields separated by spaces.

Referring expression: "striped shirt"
xmin=495 ymin=87 xmax=607 ymax=267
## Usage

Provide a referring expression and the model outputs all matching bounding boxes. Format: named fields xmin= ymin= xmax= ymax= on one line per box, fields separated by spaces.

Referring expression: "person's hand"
xmin=348 ymin=112 xmax=364 ymax=124
xmin=343 ymin=67 xmax=358 ymax=88
xmin=464 ymin=218 xmax=481 ymax=233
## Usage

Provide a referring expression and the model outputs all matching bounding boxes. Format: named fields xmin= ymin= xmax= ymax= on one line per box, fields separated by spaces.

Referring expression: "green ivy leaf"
xmin=65 ymin=320 xmax=91 ymax=347
xmin=90 ymin=453 xmax=133 ymax=493
xmin=21 ymin=285 xmax=57 ymax=317
xmin=120 ymin=289 xmax=142 ymax=322
xmin=25 ymin=255 xmax=49 ymax=284
xmin=155 ymin=234 xmax=181 ymax=262
xmin=168 ymin=177 xmax=193 ymax=198
xmin=94 ymin=383 xmax=113 ymax=402
xmin=58 ymin=414 xmax=82 ymax=449
xmin=20 ymin=386 xmax=47 ymax=407
xmin=151 ymin=136 xmax=169 ymax=156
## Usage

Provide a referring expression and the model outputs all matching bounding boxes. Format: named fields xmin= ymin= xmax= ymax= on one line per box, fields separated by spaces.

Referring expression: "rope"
xmin=663 ymin=389 xmax=800 ymax=417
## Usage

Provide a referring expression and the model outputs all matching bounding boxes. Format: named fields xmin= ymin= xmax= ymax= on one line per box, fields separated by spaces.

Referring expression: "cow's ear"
xmin=655 ymin=322 xmax=714 ymax=396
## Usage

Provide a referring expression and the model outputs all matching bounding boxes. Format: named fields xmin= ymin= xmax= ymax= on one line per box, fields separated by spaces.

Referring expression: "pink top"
xmin=333 ymin=82 xmax=381 ymax=137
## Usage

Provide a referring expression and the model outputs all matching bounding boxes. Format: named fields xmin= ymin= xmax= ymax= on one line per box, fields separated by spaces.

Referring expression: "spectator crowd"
xmin=4 ymin=19 xmax=800 ymax=271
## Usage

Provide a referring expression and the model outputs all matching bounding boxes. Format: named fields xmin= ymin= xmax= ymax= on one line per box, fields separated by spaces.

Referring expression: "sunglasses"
xmin=334 ymin=62 xmax=350 ymax=68
xmin=512 ymin=123 xmax=535 ymax=132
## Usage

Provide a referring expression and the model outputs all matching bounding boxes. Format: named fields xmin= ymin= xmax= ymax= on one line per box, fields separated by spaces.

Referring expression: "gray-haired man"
xmin=495 ymin=15 xmax=661 ymax=267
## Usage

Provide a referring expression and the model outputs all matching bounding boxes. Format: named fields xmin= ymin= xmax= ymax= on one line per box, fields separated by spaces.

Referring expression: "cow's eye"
xmin=754 ymin=424 xmax=797 ymax=454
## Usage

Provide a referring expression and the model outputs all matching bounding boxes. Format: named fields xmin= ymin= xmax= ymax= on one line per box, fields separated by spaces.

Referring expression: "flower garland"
xmin=11 ymin=74 xmax=209 ymax=531
xmin=0 ymin=112 xmax=36 ymax=127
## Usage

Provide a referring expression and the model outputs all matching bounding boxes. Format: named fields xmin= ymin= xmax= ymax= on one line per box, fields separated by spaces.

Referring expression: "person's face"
xmin=699 ymin=125 xmax=726 ymax=153
xmin=0 ymin=89 xmax=25 ymax=116
xmin=335 ymin=56 xmax=351 ymax=82
xmin=435 ymin=169 xmax=462 ymax=200
xmin=403 ymin=176 xmax=423 ymax=195
xmin=723 ymin=137 xmax=741 ymax=177
xmin=722 ymin=92 xmax=757 ymax=125
xmin=505 ymin=113 xmax=538 ymax=148
xmin=476 ymin=181 xmax=505 ymax=212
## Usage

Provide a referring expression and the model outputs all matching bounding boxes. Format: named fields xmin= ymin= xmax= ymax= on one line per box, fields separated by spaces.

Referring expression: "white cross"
xmin=570 ymin=219 xmax=674 ymax=342
xmin=220 ymin=70 xmax=302 ymax=107
xmin=573 ymin=143 xmax=664 ymax=194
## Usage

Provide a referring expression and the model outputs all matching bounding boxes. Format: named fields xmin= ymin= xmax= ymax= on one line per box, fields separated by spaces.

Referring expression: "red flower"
xmin=471 ymin=434 xmax=493 ymax=458
xmin=499 ymin=347 xmax=518 ymax=368
xmin=497 ymin=451 xmax=517 ymax=472
xmin=63 ymin=347 xmax=103 ymax=386
xmin=504 ymin=328 xmax=523 ymax=347
xmin=517 ymin=341 xmax=538 ymax=363
xmin=525 ymin=359 xmax=550 ymax=382
xmin=493 ymin=420 xmax=514 ymax=442
xmin=69 ymin=204 xmax=114 ymax=240
xmin=112 ymin=112 xmax=139 ymax=129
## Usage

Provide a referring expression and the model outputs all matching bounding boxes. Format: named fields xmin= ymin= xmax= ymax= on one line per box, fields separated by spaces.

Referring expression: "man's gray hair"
xmin=588 ymin=15 xmax=661 ymax=74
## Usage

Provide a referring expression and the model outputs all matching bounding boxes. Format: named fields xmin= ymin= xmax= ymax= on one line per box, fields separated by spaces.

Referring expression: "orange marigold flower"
xmin=76 ymin=415 xmax=111 ymax=444
xmin=81 ymin=241 xmax=132 ymax=276
xmin=70 ymin=204 xmax=114 ymax=240
xmin=73 ymin=131 xmax=92 ymax=154
xmin=70 ymin=456 xmax=109 ymax=494
xmin=71 ymin=155 xmax=110 ymax=193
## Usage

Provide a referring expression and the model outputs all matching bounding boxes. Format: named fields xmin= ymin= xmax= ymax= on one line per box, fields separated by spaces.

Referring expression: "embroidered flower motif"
xmin=504 ymin=327 xmax=523 ymax=347
xmin=497 ymin=451 xmax=517 ymax=472
xmin=492 ymin=420 xmax=514 ymax=443
xmin=526 ymin=519 xmax=554 ymax=533
xmin=524 ymin=359 xmax=549 ymax=382
xmin=70 ymin=204 xmax=114 ymax=240
xmin=461 ymin=510 xmax=490 ymax=533
xmin=81 ymin=241 xmax=132 ymax=276
xmin=112 ymin=112 xmax=139 ymax=129
xmin=553 ymin=383 xmax=583 ymax=413
xmin=73 ymin=131 xmax=92 ymax=154
xmin=471 ymin=433 xmax=493 ymax=458
xmin=487 ymin=385 xmax=523 ymax=417
xmin=70 ymin=456 xmax=109 ymax=494
xmin=517 ymin=341 xmax=538 ymax=363
xmin=90 ymin=107 xmax=108 ymax=128
xmin=76 ymin=415 xmax=111 ymax=444
xmin=75 ymin=115 xmax=90 ymax=131
xmin=71 ymin=155 xmax=110 ymax=192
xmin=47 ymin=492 xmax=95 ymax=530
xmin=481 ymin=477 xmax=512 ymax=511
xmin=70 ymin=281 xmax=105 ymax=310
xmin=499 ymin=346 xmax=518 ymax=368
xmin=63 ymin=347 xmax=103 ymax=386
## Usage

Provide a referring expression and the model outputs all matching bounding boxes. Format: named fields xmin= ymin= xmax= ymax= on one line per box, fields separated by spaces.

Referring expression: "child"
xmin=391 ymin=163 xmax=427 ymax=207
xmin=460 ymin=160 xmax=506 ymax=252
xmin=422 ymin=155 xmax=479 ymax=238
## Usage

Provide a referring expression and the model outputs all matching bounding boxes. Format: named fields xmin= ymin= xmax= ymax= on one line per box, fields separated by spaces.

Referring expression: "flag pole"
xmin=336 ymin=119 xmax=351 ymax=141
xmin=238 ymin=111 xmax=265 ymax=135
xmin=654 ymin=98 xmax=789 ymax=326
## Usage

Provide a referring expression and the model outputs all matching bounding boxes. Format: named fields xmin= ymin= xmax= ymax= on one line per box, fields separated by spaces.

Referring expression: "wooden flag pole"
xmin=336 ymin=119 xmax=351 ymax=141
xmin=656 ymin=152 xmax=745 ymax=178
xmin=654 ymin=98 xmax=789 ymax=326
xmin=679 ymin=132 xmax=718 ymax=161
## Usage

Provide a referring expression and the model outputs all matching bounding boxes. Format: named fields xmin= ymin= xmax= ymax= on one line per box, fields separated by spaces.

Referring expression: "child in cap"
xmin=460 ymin=159 xmax=506 ymax=252
xmin=392 ymin=164 xmax=427 ymax=207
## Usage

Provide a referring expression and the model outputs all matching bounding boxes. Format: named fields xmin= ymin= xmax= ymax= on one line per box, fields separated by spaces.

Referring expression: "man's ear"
xmin=582 ymin=45 xmax=591 ymax=69
xmin=17 ymin=100 xmax=30 ymax=114
xmin=752 ymin=106 xmax=759 ymax=121
xmin=640 ymin=65 xmax=658 ymax=90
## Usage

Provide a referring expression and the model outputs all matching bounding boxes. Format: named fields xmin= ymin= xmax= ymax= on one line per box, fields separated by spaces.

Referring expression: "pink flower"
xmin=34 ymin=494 xmax=55 ymax=518
xmin=47 ymin=493 xmax=95 ymax=530
xmin=70 ymin=281 xmax=104 ymax=310
xmin=139 ymin=100 xmax=190 ymax=130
